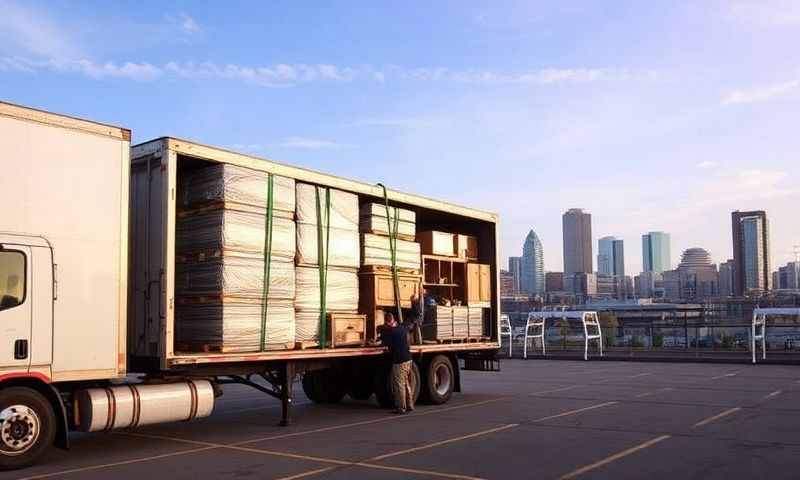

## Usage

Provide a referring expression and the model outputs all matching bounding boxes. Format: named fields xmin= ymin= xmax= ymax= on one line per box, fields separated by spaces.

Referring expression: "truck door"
xmin=0 ymin=245 xmax=32 ymax=370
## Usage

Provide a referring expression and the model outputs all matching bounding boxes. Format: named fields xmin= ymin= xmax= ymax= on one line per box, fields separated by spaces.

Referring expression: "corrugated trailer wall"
xmin=129 ymin=137 xmax=500 ymax=370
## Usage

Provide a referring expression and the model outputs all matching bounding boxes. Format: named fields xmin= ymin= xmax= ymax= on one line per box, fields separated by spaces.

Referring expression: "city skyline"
xmin=508 ymin=208 xmax=792 ymax=282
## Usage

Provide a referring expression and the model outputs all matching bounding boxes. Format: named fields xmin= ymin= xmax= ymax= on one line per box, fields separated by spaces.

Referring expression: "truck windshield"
xmin=0 ymin=250 xmax=25 ymax=310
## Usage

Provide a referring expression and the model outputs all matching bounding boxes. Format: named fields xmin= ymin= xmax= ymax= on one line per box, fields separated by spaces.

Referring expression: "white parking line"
xmin=692 ymin=407 xmax=742 ymax=428
xmin=761 ymin=390 xmax=782 ymax=401
xmin=369 ymin=423 xmax=518 ymax=461
xmin=529 ymin=385 xmax=581 ymax=396
xmin=559 ymin=435 xmax=672 ymax=479
xmin=234 ymin=397 xmax=510 ymax=445
xmin=710 ymin=371 xmax=740 ymax=380
xmin=635 ymin=387 xmax=673 ymax=398
xmin=17 ymin=446 xmax=218 ymax=480
xmin=533 ymin=402 xmax=618 ymax=422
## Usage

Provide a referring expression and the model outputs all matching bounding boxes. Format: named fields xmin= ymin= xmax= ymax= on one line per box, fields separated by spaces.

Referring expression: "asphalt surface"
xmin=4 ymin=359 xmax=800 ymax=480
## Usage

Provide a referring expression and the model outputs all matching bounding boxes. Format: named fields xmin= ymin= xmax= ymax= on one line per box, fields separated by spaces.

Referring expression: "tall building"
xmin=642 ymin=231 xmax=671 ymax=273
xmin=777 ymin=262 xmax=800 ymax=289
xmin=663 ymin=248 xmax=719 ymax=301
xmin=597 ymin=236 xmax=614 ymax=275
xmin=563 ymin=209 xmax=592 ymax=294
xmin=613 ymin=240 xmax=625 ymax=278
xmin=719 ymin=259 xmax=735 ymax=296
xmin=508 ymin=256 xmax=522 ymax=293
xmin=520 ymin=231 xmax=545 ymax=296
xmin=500 ymin=270 xmax=514 ymax=296
xmin=563 ymin=209 xmax=592 ymax=275
xmin=731 ymin=210 xmax=771 ymax=295
xmin=545 ymin=272 xmax=564 ymax=292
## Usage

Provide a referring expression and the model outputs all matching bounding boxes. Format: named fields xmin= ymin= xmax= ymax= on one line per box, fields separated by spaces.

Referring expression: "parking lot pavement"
xmin=3 ymin=359 xmax=800 ymax=480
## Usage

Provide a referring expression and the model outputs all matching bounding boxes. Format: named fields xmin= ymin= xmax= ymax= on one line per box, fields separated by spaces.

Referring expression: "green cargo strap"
xmin=377 ymin=183 xmax=403 ymax=325
xmin=315 ymin=186 xmax=332 ymax=348
xmin=260 ymin=173 xmax=275 ymax=351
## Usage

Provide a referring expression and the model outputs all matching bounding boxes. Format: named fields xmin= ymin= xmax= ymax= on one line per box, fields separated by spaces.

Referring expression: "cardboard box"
xmin=455 ymin=234 xmax=478 ymax=260
xmin=417 ymin=231 xmax=456 ymax=257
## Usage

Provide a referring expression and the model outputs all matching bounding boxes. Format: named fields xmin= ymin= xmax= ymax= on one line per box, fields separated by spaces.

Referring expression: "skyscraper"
xmin=719 ymin=259 xmax=735 ymax=296
xmin=521 ymin=230 xmax=545 ymax=296
xmin=731 ymin=210 xmax=771 ymax=295
xmin=508 ymin=256 xmax=522 ymax=293
xmin=642 ymin=231 xmax=671 ymax=273
xmin=562 ymin=209 xmax=592 ymax=275
xmin=597 ymin=236 xmax=614 ymax=275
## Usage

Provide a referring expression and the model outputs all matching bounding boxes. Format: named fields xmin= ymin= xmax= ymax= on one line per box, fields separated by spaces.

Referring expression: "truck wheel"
xmin=0 ymin=387 xmax=56 ymax=471
xmin=348 ymin=382 xmax=374 ymax=401
xmin=301 ymin=370 xmax=346 ymax=404
xmin=421 ymin=355 xmax=454 ymax=405
xmin=373 ymin=362 xmax=420 ymax=409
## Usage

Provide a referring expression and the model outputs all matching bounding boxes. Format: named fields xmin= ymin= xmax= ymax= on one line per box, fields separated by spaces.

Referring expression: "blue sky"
xmin=2 ymin=0 xmax=798 ymax=274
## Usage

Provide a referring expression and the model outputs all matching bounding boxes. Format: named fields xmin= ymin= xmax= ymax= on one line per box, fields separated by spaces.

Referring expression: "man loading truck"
xmin=379 ymin=293 xmax=427 ymax=414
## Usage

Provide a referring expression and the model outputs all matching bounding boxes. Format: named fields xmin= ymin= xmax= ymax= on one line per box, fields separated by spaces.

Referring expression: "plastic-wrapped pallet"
xmin=175 ymin=300 xmax=295 ymax=353
xmin=296 ymin=183 xmax=359 ymax=230
xmin=177 ymin=210 xmax=296 ymax=261
xmin=296 ymin=224 xmax=359 ymax=268
xmin=359 ymin=203 xmax=416 ymax=238
xmin=294 ymin=267 xmax=359 ymax=343
xmin=175 ymin=165 xmax=297 ymax=353
xmin=294 ymin=267 xmax=359 ymax=312
xmin=453 ymin=306 xmax=469 ymax=338
xmin=176 ymin=259 xmax=295 ymax=299
xmin=180 ymin=164 xmax=295 ymax=216
xmin=361 ymin=233 xmax=421 ymax=271
xmin=422 ymin=306 xmax=454 ymax=341
xmin=468 ymin=307 xmax=486 ymax=337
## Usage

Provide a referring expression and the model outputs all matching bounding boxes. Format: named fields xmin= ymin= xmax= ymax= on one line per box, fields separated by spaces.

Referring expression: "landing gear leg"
xmin=279 ymin=362 xmax=294 ymax=427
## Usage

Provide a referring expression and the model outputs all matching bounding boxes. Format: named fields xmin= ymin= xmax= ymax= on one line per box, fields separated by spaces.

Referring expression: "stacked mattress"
xmin=294 ymin=183 xmax=360 ymax=343
xmin=175 ymin=164 xmax=296 ymax=352
xmin=360 ymin=203 xmax=416 ymax=239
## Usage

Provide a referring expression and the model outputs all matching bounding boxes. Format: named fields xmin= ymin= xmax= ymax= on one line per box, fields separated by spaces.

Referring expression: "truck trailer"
xmin=0 ymin=101 xmax=500 ymax=469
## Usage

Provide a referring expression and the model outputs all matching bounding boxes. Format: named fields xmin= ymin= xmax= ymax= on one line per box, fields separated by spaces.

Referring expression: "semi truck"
xmin=0 ymin=101 xmax=500 ymax=469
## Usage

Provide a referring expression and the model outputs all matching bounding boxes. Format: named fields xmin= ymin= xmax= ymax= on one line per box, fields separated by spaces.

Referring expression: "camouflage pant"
xmin=391 ymin=360 xmax=414 ymax=411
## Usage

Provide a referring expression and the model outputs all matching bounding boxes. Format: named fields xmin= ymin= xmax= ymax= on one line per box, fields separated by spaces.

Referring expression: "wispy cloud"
xmin=721 ymin=78 xmax=800 ymax=105
xmin=231 ymin=137 xmax=357 ymax=151
xmin=278 ymin=136 xmax=357 ymax=150
xmin=1 ymin=57 xmax=665 ymax=88
xmin=727 ymin=0 xmax=800 ymax=28
xmin=696 ymin=160 xmax=718 ymax=169
xmin=0 ymin=0 xmax=83 ymax=58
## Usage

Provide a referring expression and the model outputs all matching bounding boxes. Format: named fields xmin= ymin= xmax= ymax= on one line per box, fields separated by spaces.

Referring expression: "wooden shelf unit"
xmin=422 ymin=254 xmax=466 ymax=305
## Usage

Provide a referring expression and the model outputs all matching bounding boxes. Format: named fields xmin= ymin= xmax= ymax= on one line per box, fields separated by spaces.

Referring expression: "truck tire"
xmin=373 ymin=362 xmax=420 ymax=409
xmin=421 ymin=355 xmax=454 ymax=405
xmin=348 ymin=382 xmax=374 ymax=401
xmin=0 ymin=387 xmax=56 ymax=471
xmin=301 ymin=370 xmax=346 ymax=404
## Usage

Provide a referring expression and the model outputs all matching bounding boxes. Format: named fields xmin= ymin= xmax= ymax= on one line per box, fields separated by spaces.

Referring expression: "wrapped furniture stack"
xmin=175 ymin=165 xmax=296 ymax=352
xmin=294 ymin=183 xmax=360 ymax=345
xmin=358 ymin=203 xmax=422 ymax=340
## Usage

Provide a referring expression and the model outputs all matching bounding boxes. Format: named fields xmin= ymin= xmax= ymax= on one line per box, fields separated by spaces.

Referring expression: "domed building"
xmin=663 ymin=248 xmax=719 ymax=301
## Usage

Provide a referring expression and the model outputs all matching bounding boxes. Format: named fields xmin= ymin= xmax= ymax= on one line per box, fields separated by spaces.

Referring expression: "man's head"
xmin=385 ymin=312 xmax=397 ymax=327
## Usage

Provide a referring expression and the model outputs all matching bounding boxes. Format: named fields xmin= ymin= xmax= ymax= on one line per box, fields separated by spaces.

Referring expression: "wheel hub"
xmin=434 ymin=364 xmax=451 ymax=396
xmin=0 ymin=405 xmax=40 ymax=456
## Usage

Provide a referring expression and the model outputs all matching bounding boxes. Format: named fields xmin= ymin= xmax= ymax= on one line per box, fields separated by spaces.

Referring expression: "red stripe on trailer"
xmin=0 ymin=371 xmax=51 ymax=383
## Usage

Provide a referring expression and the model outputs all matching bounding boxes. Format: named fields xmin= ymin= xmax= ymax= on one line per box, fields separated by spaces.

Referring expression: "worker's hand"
xmin=410 ymin=293 xmax=418 ymax=303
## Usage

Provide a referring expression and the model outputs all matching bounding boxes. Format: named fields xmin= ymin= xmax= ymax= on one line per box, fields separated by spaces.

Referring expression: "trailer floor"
xmin=5 ymin=360 xmax=800 ymax=480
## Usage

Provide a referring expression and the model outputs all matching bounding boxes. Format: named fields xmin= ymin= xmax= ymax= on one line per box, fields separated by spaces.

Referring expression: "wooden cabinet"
xmin=328 ymin=313 xmax=366 ymax=348
xmin=361 ymin=272 xmax=422 ymax=308
xmin=466 ymin=263 xmax=491 ymax=306
xmin=359 ymin=271 xmax=422 ymax=341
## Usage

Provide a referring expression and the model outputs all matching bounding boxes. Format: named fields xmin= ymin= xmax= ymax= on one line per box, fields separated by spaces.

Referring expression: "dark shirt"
xmin=380 ymin=321 xmax=415 ymax=364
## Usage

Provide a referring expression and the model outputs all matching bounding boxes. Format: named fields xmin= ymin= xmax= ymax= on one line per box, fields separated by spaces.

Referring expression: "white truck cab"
xmin=0 ymin=234 xmax=54 ymax=375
